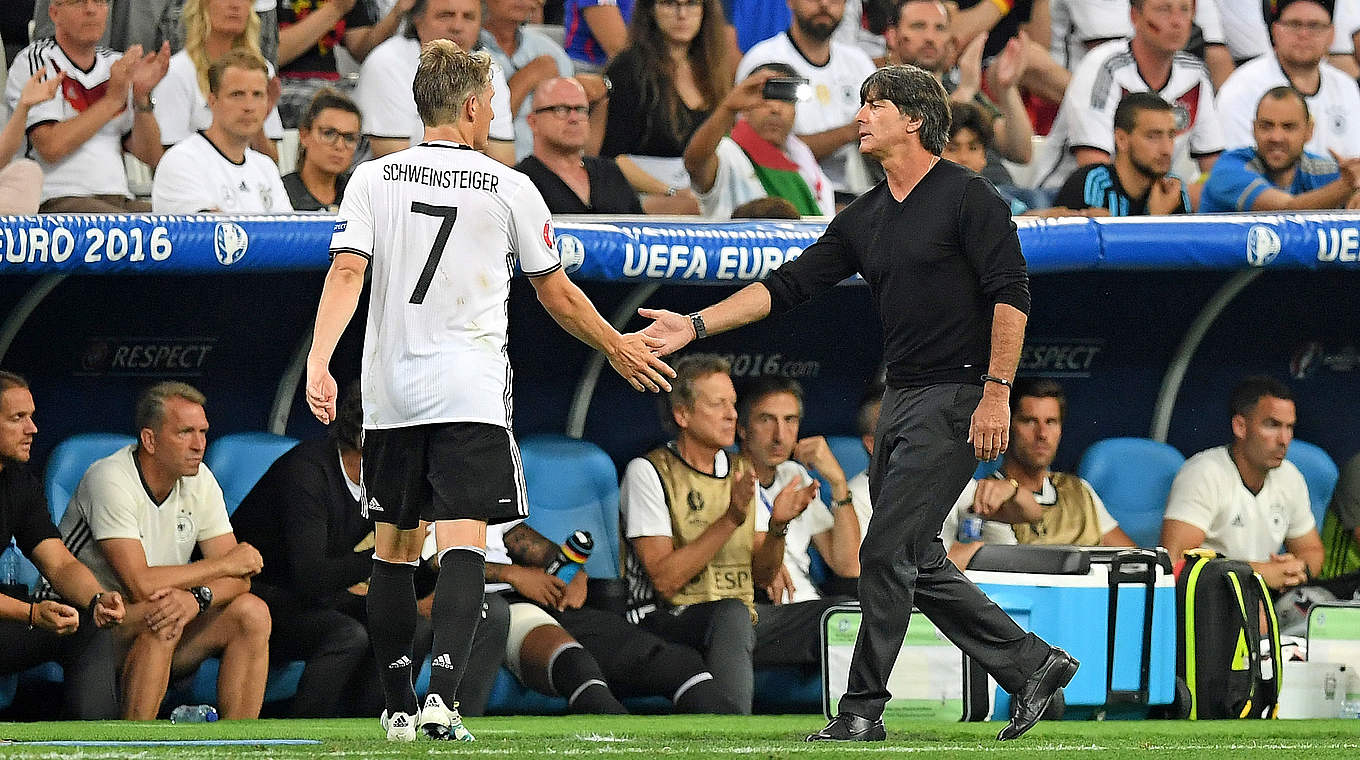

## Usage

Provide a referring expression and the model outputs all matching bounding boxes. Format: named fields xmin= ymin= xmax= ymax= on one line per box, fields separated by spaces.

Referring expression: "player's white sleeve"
xmin=507 ymin=181 xmax=560 ymax=276
xmin=1188 ymin=72 xmax=1226 ymax=156
xmin=330 ymin=164 xmax=376 ymax=258
xmin=489 ymin=63 xmax=514 ymax=143
xmin=151 ymin=147 xmax=213 ymax=213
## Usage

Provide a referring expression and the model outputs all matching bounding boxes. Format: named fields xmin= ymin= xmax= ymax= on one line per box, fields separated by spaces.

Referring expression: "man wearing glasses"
xmin=152 ymin=49 xmax=292 ymax=213
xmin=514 ymin=77 xmax=642 ymax=213
xmin=1216 ymin=0 xmax=1360 ymax=159
xmin=4 ymin=0 xmax=169 ymax=213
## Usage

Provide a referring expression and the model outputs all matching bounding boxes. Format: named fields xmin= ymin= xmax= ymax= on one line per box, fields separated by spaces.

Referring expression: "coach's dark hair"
xmin=1012 ymin=377 xmax=1067 ymax=423
xmin=135 ymin=381 xmax=206 ymax=433
xmin=737 ymin=376 xmax=804 ymax=428
xmin=860 ymin=65 xmax=950 ymax=154
xmin=948 ymin=100 xmax=993 ymax=148
xmin=1113 ymin=91 xmax=1172 ymax=134
xmin=0 ymin=370 xmax=29 ymax=394
xmin=1229 ymin=375 xmax=1293 ymax=420
xmin=855 ymin=382 xmax=883 ymax=439
xmin=661 ymin=354 xmax=731 ymax=433
xmin=731 ymin=196 xmax=800 ymax=219
xmin=331 ymin=380 xmax=364 ymax=454
xmin=749 ymin=61 xmax=800 ymax=79
xmin=1256 ymin=85 xmax=1311 ymax=123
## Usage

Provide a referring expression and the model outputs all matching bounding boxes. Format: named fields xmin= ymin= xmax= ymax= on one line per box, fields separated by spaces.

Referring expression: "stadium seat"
xmin=44 ymin=433 xmax=136 ymax=524
xmin=1285 ymin=440 xmax=1339 ymax=530
xmin=168 ymin=658 xmax=306 ymax=710
xmin=519 ymin=434 xmax=622 ymax=579
xmin=203 ymin=432 xmax=300 ymax=516
xmin=277 ymin=129 xmax=301 ymax=176
xmin=1078 ymin=438 xmax=1185 ymax=549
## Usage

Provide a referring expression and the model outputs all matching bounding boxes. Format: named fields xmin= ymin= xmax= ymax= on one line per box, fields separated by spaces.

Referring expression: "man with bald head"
xmin=514 ymin=77 xmax=642 ymax=213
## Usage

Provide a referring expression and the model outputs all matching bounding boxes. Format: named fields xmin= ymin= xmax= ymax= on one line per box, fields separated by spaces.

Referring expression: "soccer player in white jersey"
xmin=305 ymin=39 xmax=674 ymax=742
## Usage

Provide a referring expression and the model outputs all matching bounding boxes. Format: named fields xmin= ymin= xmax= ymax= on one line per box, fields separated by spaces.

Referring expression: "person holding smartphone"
xmin=683 ymin=63 xmax=834 ymax=218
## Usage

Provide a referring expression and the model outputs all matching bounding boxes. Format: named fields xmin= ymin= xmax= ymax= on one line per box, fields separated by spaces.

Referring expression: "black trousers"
xmin=255 ymin=583 xmax=371 ymax=717
xmin=0 ymin=612 xmax=119 ymax=719
xmin=838 ymin=383 xmax=1050 ymax=720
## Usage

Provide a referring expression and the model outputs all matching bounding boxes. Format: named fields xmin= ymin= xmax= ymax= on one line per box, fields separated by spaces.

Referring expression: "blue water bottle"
xmin=960 ymin=511 xmax=983 ymax=543
xmin=544 ymin=531 xmax=593 ymax=582
xmin=169 ymin=704 xmax=219 ymax=723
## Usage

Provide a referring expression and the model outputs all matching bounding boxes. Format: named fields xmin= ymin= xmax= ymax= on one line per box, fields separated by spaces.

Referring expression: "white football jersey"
xmin=5 ymin=40 xmax=133 ymax=201
xmin=151 ymin=132 xmax=292 ymax=213
xmin=1048 ymin=0 xmax=1224 ymax=71
xmin=735 ymin=33 xmax=877 ymax=194
xmin=1215 ymin=53 xmax=1360 ymax=157
xmin=331 ymin=141 xmax=560 ymax=430
xmin=1029 ymin=40 xmax=1224 ymax=192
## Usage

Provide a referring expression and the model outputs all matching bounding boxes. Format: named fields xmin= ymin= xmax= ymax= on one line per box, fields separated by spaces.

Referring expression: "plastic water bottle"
xmin=1341 ymin=695 xmax=1360 ymax=719
xmin=543 ymin=531 xmax=593 ymax=582
xmin=169 ymin=704 xmax=219 ymax=723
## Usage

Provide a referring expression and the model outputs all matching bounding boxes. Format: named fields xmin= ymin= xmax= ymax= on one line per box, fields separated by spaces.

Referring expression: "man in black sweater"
xmin=638 ymin=65 xmax=1077 ymax=743
xmin=231 ymin=384 xmax=509 ymax=717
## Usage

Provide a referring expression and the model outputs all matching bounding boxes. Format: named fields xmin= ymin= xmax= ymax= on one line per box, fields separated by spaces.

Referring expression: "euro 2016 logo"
xmin=555 ymin=233 xmax=585 ymax=274
xmin=1245 ymin=225 xmax=1281 ymax=267
xmin=214 ymin=221 xmax=250 ymax=266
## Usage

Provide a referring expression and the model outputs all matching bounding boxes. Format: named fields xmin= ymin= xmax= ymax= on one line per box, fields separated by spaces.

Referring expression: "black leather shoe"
xmin=805 ymin=713 xmax=886 ymax=742
xmin=997 ymin=647 xmax=1079 ymax=741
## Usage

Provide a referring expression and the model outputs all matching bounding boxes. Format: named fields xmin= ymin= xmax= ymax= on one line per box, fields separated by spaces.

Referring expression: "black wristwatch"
xmin=189 ymin=586 xmax=212 ymax=614
xmin=687 ymin=312 xmax=707 ymax=340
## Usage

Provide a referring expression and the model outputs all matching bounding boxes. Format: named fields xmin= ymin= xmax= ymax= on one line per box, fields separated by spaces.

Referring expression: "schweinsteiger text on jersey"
xmin=381 ymin=163 xmax=501 ymax=192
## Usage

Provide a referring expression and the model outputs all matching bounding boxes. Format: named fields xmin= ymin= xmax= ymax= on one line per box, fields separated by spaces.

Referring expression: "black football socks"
xmin=426 ymin=548 xmax=487 ymax=706
xmin=367 ymin=559 xmax=420 ymax=716
xmin=549 ymin=643 xmax=627 ymax=714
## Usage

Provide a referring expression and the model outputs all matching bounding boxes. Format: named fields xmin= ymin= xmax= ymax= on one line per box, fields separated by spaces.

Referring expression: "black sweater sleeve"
xmin=960 ymin=176 xmax=1030 ymax=316
xmin=764 ymin=212 xmax=861 ymax=316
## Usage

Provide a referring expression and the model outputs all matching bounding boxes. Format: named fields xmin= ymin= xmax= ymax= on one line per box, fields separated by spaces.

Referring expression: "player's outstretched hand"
xmin=610 ymin=331 xmax=676 ymax=393
xmin=636 ymin=308 xmax=695 ymax=357
xmin=306 ymin=362 xmax=338 ymax=424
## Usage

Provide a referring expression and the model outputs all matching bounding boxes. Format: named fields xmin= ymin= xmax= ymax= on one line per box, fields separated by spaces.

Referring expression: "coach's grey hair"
xmin=135 ymin=381 xmax=207 ymax=433
xmin=860 ymin=65 xmax=951 ymax=154
xmin=413 ymin=39 xmax=494 ymax=128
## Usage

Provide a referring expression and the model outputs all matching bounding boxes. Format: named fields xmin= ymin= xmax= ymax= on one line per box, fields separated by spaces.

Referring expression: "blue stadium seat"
xmin=203 ymin=432 xmax=300 ymax=516
xmin=168 ymin=658 xmax=306 ymax=710
xmin=819 ymin=435 xmax=869 ymax=496
xmin=1285 ymin=440 xmax=1339 ymax=530
xmin=44 ymin=433 xmax=136 ymax=524
xmin=1078 ymin=438 xmax=1185 ymax=549
xmin=519 ymin=434 xmax=621 ymax=579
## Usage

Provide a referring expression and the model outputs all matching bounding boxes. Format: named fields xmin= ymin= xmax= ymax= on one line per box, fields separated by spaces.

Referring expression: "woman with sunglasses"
xmin=282 ymin=88 xmax=361 ymax=212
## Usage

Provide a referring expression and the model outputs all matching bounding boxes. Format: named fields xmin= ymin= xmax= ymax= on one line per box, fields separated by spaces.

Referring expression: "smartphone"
xmin=762 ymin=77 xmax=810 ymax=102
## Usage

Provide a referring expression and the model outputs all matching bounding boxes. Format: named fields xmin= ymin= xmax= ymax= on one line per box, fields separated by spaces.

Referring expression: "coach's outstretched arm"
xmin=638 ymin=282 xmax=773 ymax=357
xmin=306 ymin=252 xmax=368 ymax=424
xmin=530 ymin=269 xmax=676 ymax=393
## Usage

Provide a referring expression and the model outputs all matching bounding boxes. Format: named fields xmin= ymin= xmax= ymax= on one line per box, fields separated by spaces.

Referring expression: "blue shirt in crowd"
xmin=564 ymin=0 xmax=635 ymax=66
xmin=1200 ymin=147 xmax=1340 ymax=213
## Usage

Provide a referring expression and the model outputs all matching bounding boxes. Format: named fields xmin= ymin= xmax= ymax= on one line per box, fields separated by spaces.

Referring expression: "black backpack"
xmin=1175 ymin=551 xmax=1281 ymax=719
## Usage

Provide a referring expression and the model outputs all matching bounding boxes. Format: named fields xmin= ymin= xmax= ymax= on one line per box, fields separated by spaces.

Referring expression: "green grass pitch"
xmin=1 ymin=716 xmax=1358 ymax=758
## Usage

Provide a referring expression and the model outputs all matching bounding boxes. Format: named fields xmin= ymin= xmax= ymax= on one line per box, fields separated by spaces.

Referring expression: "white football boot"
xmin=380 ymin=709 xmax=419 ymax=741
xmin=419 ymin=693 xmax=474 ymax=741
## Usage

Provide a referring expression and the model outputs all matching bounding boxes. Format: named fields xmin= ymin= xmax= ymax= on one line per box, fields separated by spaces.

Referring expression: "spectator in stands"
xmin=1051 ymin=92 xmax=1190 ymax=216
xmin=885 ymin=0 xmax=1034 ymax=174
xmin=1029 ymin=0 xmax=1223 ymax=204
xmin=735 ymin=0 xmax=877 ymax=198
xmin=233 ymin=383 xmax=506 ymax=717
xmin=944 ymin=102 xmax=1032 ymax=214
xmin=152 ymin=49 xmax=293 ymax=213
xmin=1215 ymin=0 xmax=1360 ymax=160
xmin=274 ymin=0 xmax=409 ymax=128
xmin=477 ymin=519 xmax=735 ymax=713
xmin=352 ymin=0 xmax=515 ymax=162
xmin=736 ymin=376 xmax=860 ymax=603
xmin=32 ymin=0 xmax=180 ymax=54
xmin=683 ymin=65 xmax=835 ymax=219
xmin=845 ymin=386 xmax=880 ymax=543
xmin=59 ymin=382 xmax=271 ymax=720
xmin=597 ymin=0 xmax=733 ymax=213
xmin=514 ymin=77 xmax=642 ymax=213
xmin=940 ymin=378 xmax=1135 ymax=570
xmin=6 ymin=0 xmax=168 ymax=213
xmin=152 ymin=0 xmax=284 ymax=160
xmin=563 ymin=0 xmax=631 ymax=68
xmin=1201 ymin=86 xmax=1360 ymax=213
xmin=481 ymin=0 xmax=578 ymax=161
xmin=282 ymin=87 xmax=359 ymax=212
xmin=1319 ymin=452 xmax=1360 ymax=580
xmin=1044 ymin=0 xmax=1235 ymax=86
xmin=0 ymin=66 xmax=59 ymax=215
xmin=0 ymin=370 xmax=125 ymax=719
xmin=619 ymin=354 xmax=825 ymax=714
xmin=1161 ymin=375 xmax=1324 ymax=592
